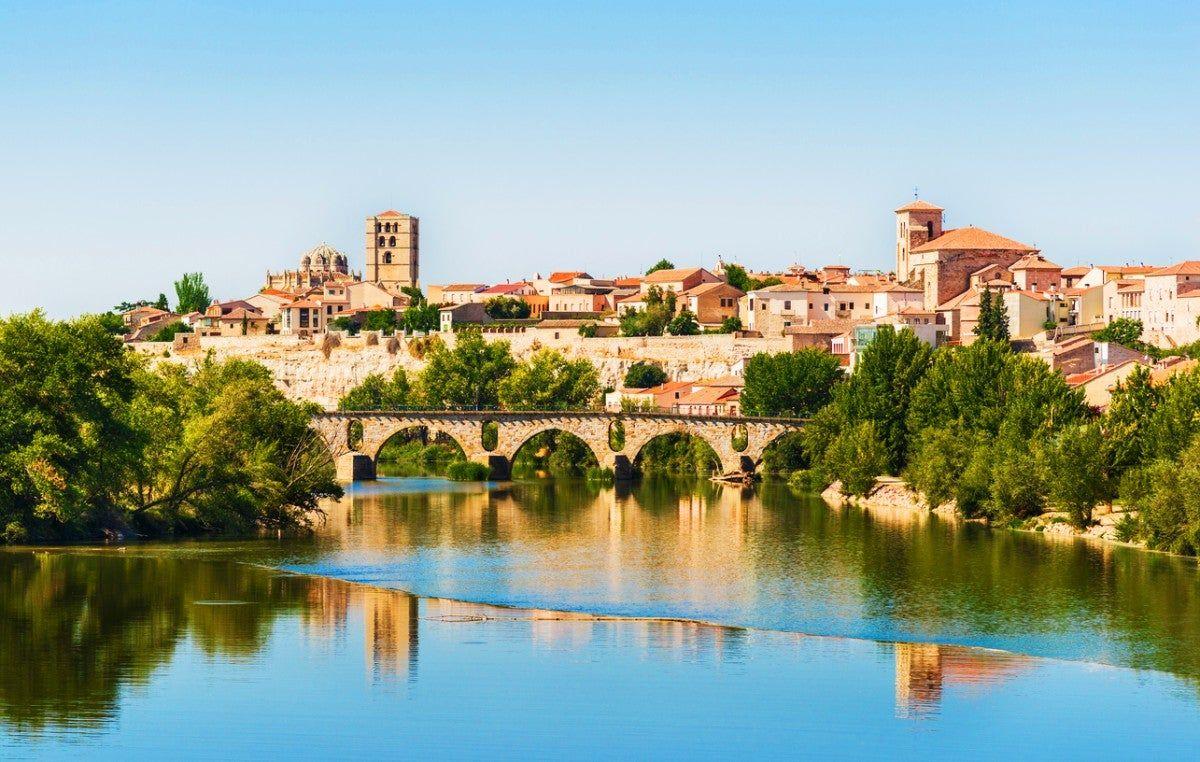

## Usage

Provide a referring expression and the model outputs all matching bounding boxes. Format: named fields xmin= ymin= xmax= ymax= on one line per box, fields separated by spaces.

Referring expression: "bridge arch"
xmin=507 ymin=427 xmax=601 ymax=479
xmin=371 ymin=424 xmax=468 ymax=476
xmin=627 ymin=428 xmax=725 ymax=477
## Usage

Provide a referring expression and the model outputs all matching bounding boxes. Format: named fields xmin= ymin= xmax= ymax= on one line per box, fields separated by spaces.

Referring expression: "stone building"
xmin=265 ymin=242 xmax=357 ymax=292
xmin=366 ymin=210 xmax=419 ymax=293
xmin=895 ymin=200 xmax=1039 ymax=309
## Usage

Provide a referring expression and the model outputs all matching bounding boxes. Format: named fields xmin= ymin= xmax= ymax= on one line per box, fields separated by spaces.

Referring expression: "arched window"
xmin=926 ymin=221 xmax=934 ymax=238
xmin=378 ymin=236 xmax=385 ymax=246
xmin=383 ymin=251 xmax=392 ymax=264
xmin=389 ymin=235 xmax=396 ymax=246
xmin=375 ymin=222 xmax=381 ymax=232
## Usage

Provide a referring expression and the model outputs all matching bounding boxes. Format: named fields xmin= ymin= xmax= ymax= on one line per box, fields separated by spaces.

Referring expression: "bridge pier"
xmin=611 ymin=454 xmax=633 ymax=481
xmin=336 ymin=452 xmax=376 ymax=482
xmin=486 ymin=455 xmax=511 ymax=481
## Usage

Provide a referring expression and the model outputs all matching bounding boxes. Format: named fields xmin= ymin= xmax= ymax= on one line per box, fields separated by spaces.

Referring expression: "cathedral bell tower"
xmin=366 ymin=210 xmax=419 ymax=293
xmin=894 ymin=199 xmax=943 ymax=283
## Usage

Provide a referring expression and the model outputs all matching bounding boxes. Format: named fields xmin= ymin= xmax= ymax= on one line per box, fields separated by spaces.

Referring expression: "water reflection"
xmin=893 ymin=643 xmax=1031 ymax=718
xmin=286 ymin=477 xmax=1200 ymax=681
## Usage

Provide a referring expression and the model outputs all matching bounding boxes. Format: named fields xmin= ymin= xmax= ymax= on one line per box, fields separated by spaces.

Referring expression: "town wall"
xmin=131 ymin=332 xmax=798 ymax=409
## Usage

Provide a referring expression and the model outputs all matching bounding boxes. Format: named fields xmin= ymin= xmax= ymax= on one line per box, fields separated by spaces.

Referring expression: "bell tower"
xmin=366 ymin=210 xmax=419 ymax=293
xmin=894 ymin=199 xmax=943 ymax=283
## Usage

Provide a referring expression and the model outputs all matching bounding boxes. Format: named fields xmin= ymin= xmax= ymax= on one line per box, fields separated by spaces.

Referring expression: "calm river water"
xmin=3 ymin=478 xmax=1200 ymax=758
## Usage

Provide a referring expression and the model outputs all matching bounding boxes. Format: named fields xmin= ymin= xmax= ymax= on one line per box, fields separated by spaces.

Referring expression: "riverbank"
xmin=820 ymin=478 xmax=1146 ymax=550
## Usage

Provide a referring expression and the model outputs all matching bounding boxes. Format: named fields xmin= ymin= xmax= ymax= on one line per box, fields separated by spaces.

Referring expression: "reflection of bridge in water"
xmin=312 ymin=410 xmax=805 ymax=480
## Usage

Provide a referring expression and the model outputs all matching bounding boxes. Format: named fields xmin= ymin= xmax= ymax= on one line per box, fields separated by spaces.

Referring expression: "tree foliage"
xmin=415 ymin=330 xmax=516 ymax=408
xmin=338 ymin=369 xmax=411 ymax=411
xmin=173 ymin=273 xmax=210 ymax=315
xmin=624 ymin=361 xmax=667 ymax=389
xmin=740 ymin=349 xmax=842 ymax=418
xmin=666 ymin=308 xmax=700 ymax=336
xmin=498 ymin=348 xmax=599 ymax=410
xmin=645 ymin=259 xmax=675 ymax=276
xmin=1093 ymin=318 xmax=1144 ymax=347
xmin=974 ymin=287 xmax=1010 ymax=343
xmin=484 ymin=296 xmax=531 ymax=320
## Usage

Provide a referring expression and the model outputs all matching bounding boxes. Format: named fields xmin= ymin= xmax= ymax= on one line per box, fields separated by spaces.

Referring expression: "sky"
xmin=0 ymin=0 xmax=1197 ymax=317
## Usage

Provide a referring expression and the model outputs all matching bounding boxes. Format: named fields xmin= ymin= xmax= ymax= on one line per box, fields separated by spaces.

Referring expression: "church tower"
xmin=894 ymin=199 xmax=943 ymax=283
xmin=366 ymin=210 xmax=419 ymax=293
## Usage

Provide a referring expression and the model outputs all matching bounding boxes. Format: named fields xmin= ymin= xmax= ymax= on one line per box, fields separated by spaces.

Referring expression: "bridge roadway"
xmin=311 ymin=410 xmax=805 ymax=481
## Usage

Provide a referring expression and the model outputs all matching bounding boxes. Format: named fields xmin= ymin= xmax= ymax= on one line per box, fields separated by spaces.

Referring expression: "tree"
xmin=415 ymin=329 xmax=516 ymax=408
xmin=1102 ymin=365 xmax=1160 ymax=476
xmin=96 ymin=312 xmax=127 ymax=335
xmin=1093 ymin=318 xmax=1144 ymax=347
xmin=666 ymin=308 xmax=700 ymax=336
xmin=401 ymin=303 xmax=439 ymax=333
xmin=484 ymin=296 xmax=531 ymax=320
xmin=0 ymin=312 xmax=139 ymax=541
xmin=173 ymin=273 xmax=211 ymax=315
xmin=624 ymin=361 xmax=667 ymax=389
xmin=645 ymin=259 xmax=675 ymax=276
xmin=823 ymin=421 xmax=888 ymax=496
xmin=401 ymin=286 xmax=427 ymax=306
xmin=330 ymin=316 xmax=358 ymax=335
xmin=718 ymin=316 xmax=743 ymax=333
xmin=1045 ymin=422 xmax=1110 ymax=529
xmin=362 ymin=309 xmax=398 ymax=334
xmin=723 ymin=264 xmax=752 ymax=293
xmin=154 ymin=293 xmax=169 ymax=311
xmin=148 ymin=321 xmax=192 ymax=342
xmin=578 ymin=322 xmax=598 ymax=338
xmin=338 ymin=369 xmax=411 ymax=411
xmin=974 ymin=288 xmax=994 ymax=340
xmin=498 ymin=348 xmax=600 ymax=410
xmin=740 ymin=349 xmax=842 ymax=418
xmin=820 ymin=326 xmax=933 ymax=474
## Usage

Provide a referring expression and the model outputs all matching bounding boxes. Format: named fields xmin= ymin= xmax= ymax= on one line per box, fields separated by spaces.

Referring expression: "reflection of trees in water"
xmin=0 ymin=552 xmax=311 ymax=731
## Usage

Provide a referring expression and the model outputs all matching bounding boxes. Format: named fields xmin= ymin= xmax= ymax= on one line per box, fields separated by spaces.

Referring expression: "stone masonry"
xmin=311 ymin=410 xmax=803 ymax=480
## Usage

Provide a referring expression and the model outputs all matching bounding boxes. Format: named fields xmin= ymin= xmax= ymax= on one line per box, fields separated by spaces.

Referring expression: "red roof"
xmin=911 ymin=226 xmax=1037 ymax=254
xmin=895 ymin=199 xmax=944 ymax=213
xmin=644 ymin=267 xmax=708 ymax=283
xmin=1149 ymin=261 xmax=1200 ymax=276
xmin=480 ymin=282 xmax=531 ymax=295
xmin=1010 ymin=254 xmax=1062 ymax=271
xmin=548 ymin=271 xmax=590 ymax=283
xmin=376 ymin=210 xmax=406 ymax=218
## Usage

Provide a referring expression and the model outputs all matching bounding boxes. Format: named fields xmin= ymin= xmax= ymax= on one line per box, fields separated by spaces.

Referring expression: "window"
xmin=389 ymin=236 xmax=396 ymax=246
xmin=783 ymin=300 xmax=791 ymax=310
xmin=823 ymin=304 xmax=829 ymax=312
xmin=378 ymin=236 xmax=385 ymax=246
xmin=375 ymin=222 xmax=381 ymax=232
xmin=383 ymin=252 xmax=392 ymax=264
xmin=926 ymin=221 xmax=934 ymax=238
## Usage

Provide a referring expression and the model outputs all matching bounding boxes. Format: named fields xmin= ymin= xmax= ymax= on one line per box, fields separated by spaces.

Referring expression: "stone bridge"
xmin=311 ymin=410 xmax=804 ymax=481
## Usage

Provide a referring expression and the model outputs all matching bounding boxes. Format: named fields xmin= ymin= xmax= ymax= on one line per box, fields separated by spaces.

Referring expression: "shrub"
xmin=365 ymin=331 xmax=379 ymax=346
xmin=787 ymin=468 xmax=828 ymax=493
xmin=321 ymin=332 xmax=341 ymax=359
xmin=446 ymin=461 xmax=491 ymax=482
xmin=624 ymin=362 xmax=667 ymax=389
xmin=148 ymin=321 xmax=191 ymax=342
xmin=585 ymin=466 xmax=615 ymax=484
xmin=386 ymin=336 xmax=400 ymax=354
xmin=824 ymin=421 xmax=888 ymax=497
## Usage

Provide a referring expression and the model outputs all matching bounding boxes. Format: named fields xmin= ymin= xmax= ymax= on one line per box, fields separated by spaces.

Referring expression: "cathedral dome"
xmin=301 ymin=242 xmax=344 ymax=271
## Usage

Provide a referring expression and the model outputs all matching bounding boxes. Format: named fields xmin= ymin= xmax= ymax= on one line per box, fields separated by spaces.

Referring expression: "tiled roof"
xmin=548 ymin=271 xmax=591 ymax=283
xmin=222 ymin=308 xmax=269 ymax=321
xmin=1065 ymin=360 xmax=1142 ymax=387
xmin=676 ymin=386 xmax=739 ymax=405
xmin=937 ymin=287 xmax=980 ymax=311
xmin=1010 ymin=253 xmax=1062 ymax=271
xmin=1061 ymin=266 xmax=1091 ymax=276
xmin=911 ymin=226 xmax=1037 ymax=254
xmin=1116 ymin=282 xmax=1145 ymax=294
xmin=683 ymin=281 xmax=745 ymax=297
xmin=614 ymin=277 xmax=643 ymax=287
xmin=376 ymin=210 xmax=407 ymax=218
xmin=1150 ymin=359 xmax=1199 ymax=385
xmin=480 ymin=282 xmax=531 ymax=294
xmin=895 ymin=199 xmax=944 ymax=213
xmin=443 ymin=283 xmax=487 ymax=292
xmin=644 ymin=267 xmax=707 ymax=283
xmin=1099 ymin=265 xmax=1156 ymax=274
xmin=1149 ymin=261 xmax=1200 ymax=276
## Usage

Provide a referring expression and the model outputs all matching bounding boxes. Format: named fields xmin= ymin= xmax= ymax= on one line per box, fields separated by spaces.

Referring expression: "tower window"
xmin=378 ymin=236 xmax=385 ymax=246
xmin=389 ymin=236 xmax=396 ymax=246
xmin=383 ymin=251 xmax=392 ymax=264
xmin=926 ymin=222 xmax=934 ymax=238
xmin=375 ymin=222 xmax=381 ymax=232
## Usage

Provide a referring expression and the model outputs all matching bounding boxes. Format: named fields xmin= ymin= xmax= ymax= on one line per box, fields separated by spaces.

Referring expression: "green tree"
xmin=645 ymin=259 xmax=675 ymax=276
xmin=484 ymin=296 xmax=531 ymax=320
xmin=415 ymin=330 xmax=516 ymax=408
xmin=1122 ymin=442 xmax=1200 ymax=555
xmin=718 ymin=316 xmax=743 ymax=333
xmin=0 ymin=312 xmax=139 ymax=541
xmin=401 ymin=303 xmax=439 ymax=333
xmin=154 ymin=293 xmax=169 ymax=311
xmin=362 ymin=309 xmax=398 ymax=334
xmin=1045 ymin=422 xmax=1111 ymax=529
xmin=96 ymin=312 xmax=127 ymax=335
xmin=1102 ymin=365 xmax=1160 ymax=476
xmin=578 ymin=322 xmax=598 ymax=338
xmin=740 ymin=349 xmax=842 ymax=418
xmin=823 ymin=421 xmax=888 ymax=496
xmin=666 ymin=308 xmax=700 ymax=336
xmin=173 ymin=273 xmax=211 ymax=315
xmin=148 ymin=321 xmax=192 ymax=342
xmin=498 ymin=348 xmax=600 ymax=410
xmin=723 ymin=264 xmax=752 ymax=293
xmin=1093 ymin=318 xmax=1144 ymax=347
xmin=624 ymin=361 xmax=667 ymax=389
xmin=338 ymin=369 xmax=411 ymax=411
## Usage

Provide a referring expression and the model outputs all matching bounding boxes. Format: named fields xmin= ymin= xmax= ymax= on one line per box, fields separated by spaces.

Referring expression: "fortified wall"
xmin=131 ymin=332 xmax=798 ymax=409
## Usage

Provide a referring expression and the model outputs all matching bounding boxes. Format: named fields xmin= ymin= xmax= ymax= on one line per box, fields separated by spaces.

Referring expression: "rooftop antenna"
xmin=913 ymin=185 xmax=919 ymax=200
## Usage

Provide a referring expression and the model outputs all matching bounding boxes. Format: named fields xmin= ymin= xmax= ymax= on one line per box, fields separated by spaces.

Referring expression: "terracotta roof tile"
xmin=911 ymin=226 xmax=1037 ymax=254
xmin=895 ymin=199 xmax=944 ymax=213
xmin=1149 ymin=261 xmax=1200 ymax=276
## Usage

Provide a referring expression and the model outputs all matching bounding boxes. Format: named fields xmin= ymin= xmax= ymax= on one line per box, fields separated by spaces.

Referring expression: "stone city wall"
xmin=131 ymin=332 xmax=798 ymax=409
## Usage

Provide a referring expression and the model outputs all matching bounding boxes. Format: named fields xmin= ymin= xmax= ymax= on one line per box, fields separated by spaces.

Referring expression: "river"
xmin=2 ymin=477 xmax=1199 ymax=758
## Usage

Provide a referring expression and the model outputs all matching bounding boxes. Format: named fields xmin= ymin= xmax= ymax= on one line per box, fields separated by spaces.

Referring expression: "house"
xmin=604 ymin=380 xmax=694 ymax=411
xmin=245 ymin=291 xmax=292 ymax=319
xmin=937 ymin=287 xmax=1066 ymax=343
xmin=743 ymin=284 xmax=823 ymax=335
xmin=1009 ymin=253 xmax=1063 ymax=293
xmin=347 ymin=280 xmax=407 ymax=311
xmin=1060 ymin=266 xmax=1091 ymax=290
xmin=681 ymin=282 xmax=745 ymax=327
xmin=1104 ymin=280 xmax=1144 ymax=325
xmin=547 ymin=286 xmax=611 ymax=315
xmin=440 ymin=284 xmax=488 ymax=305
xmin=279 ymin=299 xmax=324 ymax=335
xmin=1141 ymin=261 xmax=1200 ymax=347
xmin=1075 ymin=265 xmax=1157 ymax=289
xmin=641 ymin=267 xmax=722 ymax=295
xmin=529 ymin=319 xmax=618 ymax=342
xmin=1065 ymin=360 xmax=1150 ymax=410
xmin=1039 ymin=337 xmax=1150 ymax=376
xmin=1067 ymin=284 xmax=1107 ymax=327
xmin=439 ymin=302 xmax=493 ymax=332
xmin=122 ymin=305 xmax=174 ymax=331
xmin=479 ymin=282 xmax=536 ymax=298
xmin=673 ymin=385 xmax=741 ymax=417
xmin=216 ymin=307 xmax=272 ymax=336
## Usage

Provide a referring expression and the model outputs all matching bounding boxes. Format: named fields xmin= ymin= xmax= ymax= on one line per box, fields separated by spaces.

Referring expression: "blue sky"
xmin=1 ymin=1 xmax=1197 ymax=316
